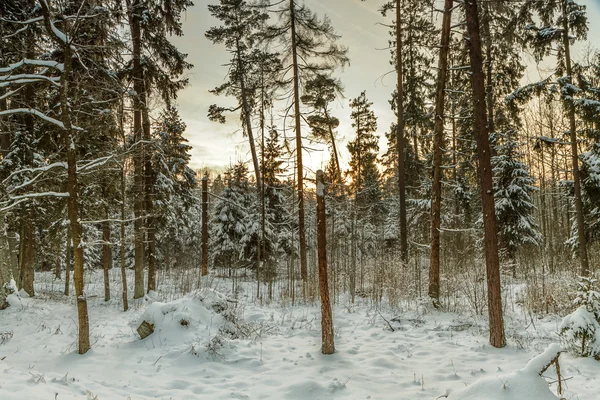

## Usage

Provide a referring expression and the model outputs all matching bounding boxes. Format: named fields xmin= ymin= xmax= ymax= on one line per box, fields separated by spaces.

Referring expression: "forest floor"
xmin=0 ymin=269 xmax=599 ymax=400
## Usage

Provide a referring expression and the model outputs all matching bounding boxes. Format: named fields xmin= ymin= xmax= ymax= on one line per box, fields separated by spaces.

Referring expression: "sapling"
xmin=560 ymin=274 xmax=600 ymax=358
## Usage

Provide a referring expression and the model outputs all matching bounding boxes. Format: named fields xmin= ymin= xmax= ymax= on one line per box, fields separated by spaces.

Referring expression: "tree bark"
xmin=102 ymin=216 xmax=111 ymax=302
xmin=40 ymin=3 xmax=91 ymax=353
xmin=561 ymin=1 xmax=589 ymax=277
xmin=202 ymin=175 xmax=209 ymax=276
xmin=464 ymin=0 xmax=505 ymax=348
xmin=316 ymin=170 xmax=334 ymax=354
xmin=143 ymin=104 xmax=156 ymax=294
xmin=18 ymin=218 xmax=35 ymax=296
xmin=127 ymin=0 xmax=146 ymax=299
xmin=429 ymin=0 xmax=453 ymax=305
xmin=65 ymin=224 xmax=71 ymax=296
xmin=120 ymin=159 xmax=129 ymax=311
xmin=290 ymin=0 xmax=308 ymax=281
xmin=395 ymin=0 xmax=408 ymax=263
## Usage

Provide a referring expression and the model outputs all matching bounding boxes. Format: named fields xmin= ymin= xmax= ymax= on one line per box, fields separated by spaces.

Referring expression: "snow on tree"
xmin=560 ymin=275 xmax=600 ymax=359
xmin=492 ymin=130 xmax=542 ymax=270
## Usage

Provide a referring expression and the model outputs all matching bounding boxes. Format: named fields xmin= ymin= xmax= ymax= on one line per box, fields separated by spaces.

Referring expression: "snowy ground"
xmin=1 ymin=270 xmax=599 ymax=399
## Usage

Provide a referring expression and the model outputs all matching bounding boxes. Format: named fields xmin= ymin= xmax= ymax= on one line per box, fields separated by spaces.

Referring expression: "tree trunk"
xmin=429 ymin=0 xmax=453 ymax=305
xmin=561 ymin=1 xmax=589 ymax=277
xmin=396 ymin=0 xmax=408 ymax=263
xmin=202 ymin=175 xmax=209 ymax=276
xmin=120 ymin=160 xmax=129 ymax=311
xmin=102 ymin=216 xmax=111 ymax=302
xmin=39 ymin=3 xmax=91 ymax=353
xmin=65 ymin=224 xmax=71 ymax=296
xmin=143 ymin=103 xmax=156 ymax=294
xmin=18 ymin=218 xmax=35 ymax=297
xmin=290 ymin=0 xmax=308 ymax=281
xmin=127 ymin=0 xmax=146 ymax=299
xmin=464 ymin=0 xmax=506 ymax=348
xmin=235 ymin=41 xmax=262 ymax=191
xmin=482 ymin=3 xmax=495 ymax=137
xmin=316 ymin=170 xmax=335 ymax=354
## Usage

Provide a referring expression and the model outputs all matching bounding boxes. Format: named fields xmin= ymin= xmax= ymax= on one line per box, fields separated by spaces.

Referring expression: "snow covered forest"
xmin=1 ymin=0 xmax=600 ymax=399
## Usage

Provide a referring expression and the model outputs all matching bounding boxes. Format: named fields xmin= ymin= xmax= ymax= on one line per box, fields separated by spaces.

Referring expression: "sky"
xmin=172 ymin=0 xmax=600 ymax=173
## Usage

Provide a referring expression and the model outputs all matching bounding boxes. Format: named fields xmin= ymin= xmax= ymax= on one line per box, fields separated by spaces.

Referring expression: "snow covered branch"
xmin=0 ymin=108 xmax=82 ymax=131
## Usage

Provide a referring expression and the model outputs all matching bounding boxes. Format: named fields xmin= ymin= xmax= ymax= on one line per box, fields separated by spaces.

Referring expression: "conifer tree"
xmin=265 ymin=0 xmax=349 ymax=281
xmin=492 ymin=130 xmax=542 ymax=273
xmin=206 ymin=0 xmax=271 ymax=189
xmin=511 ymin=0 xmax=590 ymax=275
xmin=347 ymin=91 xmax=381 ymax=210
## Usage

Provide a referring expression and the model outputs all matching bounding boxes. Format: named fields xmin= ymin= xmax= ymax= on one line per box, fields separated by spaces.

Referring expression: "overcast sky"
xmin=172 ymin=0 xmax=600 ymax=173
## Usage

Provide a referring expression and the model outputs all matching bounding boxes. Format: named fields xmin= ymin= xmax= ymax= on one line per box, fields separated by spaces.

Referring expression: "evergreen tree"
xmin=511 ymin=0 xmax=590 ymax=275
xmin=347 ymin=91 xmax=381 ymax=210
xmin=492 ymin=131 xmax=542 ymax=271
xmin=265 ymin=0 xmax=349 ymax=280
xmin=301 ymin=74 xmax=344 ymax=181
xmin=210 ymin=162 xmax=254 ymax=270
xmin=206 ymin=0 xmax=273 ymax=189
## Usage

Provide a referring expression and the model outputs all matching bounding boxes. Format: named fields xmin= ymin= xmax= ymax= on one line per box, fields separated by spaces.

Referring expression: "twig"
xmin=377 ymin=309 xmax=395 ymax=332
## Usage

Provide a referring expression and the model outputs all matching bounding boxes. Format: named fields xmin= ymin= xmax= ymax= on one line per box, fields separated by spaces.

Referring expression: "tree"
xmin=514 ymin=0 xmax=590 ymax=275
xmin=301 ymin=74 xmax=344 ymax=181
xmin=265 ymin=0 xmax=349 ymax=281
xmin=124 ymin=0 xmax=193 ymax=297
xmin=464 ymin=0 xmax=505 ymax=348
xmin=347 ymin=91 xmax=381 ymax=210
xmin=210 ymin=162 xmax=253 ymax=271
xmin=206 ymin=0 xmax=271 ymax=190
xmin=316 ymin=170 xmax=334 ymax=354
xmin=492 ymin=130 xmax=542 ymax=273
xmin=428 ymin=0 xmax=453 ymax=305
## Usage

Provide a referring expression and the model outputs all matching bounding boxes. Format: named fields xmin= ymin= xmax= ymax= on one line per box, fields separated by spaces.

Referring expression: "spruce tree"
xmin=492 ymin=130 xmax=542 ymax=273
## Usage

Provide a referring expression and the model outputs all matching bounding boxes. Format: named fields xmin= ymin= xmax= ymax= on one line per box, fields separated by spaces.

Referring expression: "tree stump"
xmin=137 ymin=321 xmax=155 ymax=339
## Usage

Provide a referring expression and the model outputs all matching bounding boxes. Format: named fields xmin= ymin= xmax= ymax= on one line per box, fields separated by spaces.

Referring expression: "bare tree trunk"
xmin=561 ymin=1 xmax=589 ymax=277
xmin=316 ymin=170 xmax=334 ymax=354
xmin=202 ymin=175 xmax=209 ymax=276
xmin=429 ymin=0 xmax=453 ymax=305
xmin=290 ymin=0 xmax=308 ymax=281
xmin=395 ymin=0 xmax=408 ymax=263
xmin=464 ymin=0 xmax=505 ymax=348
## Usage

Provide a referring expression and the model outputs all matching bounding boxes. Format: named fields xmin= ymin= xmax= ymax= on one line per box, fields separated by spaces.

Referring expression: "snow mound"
xmin=452 ymin=344 xmax=562 ymax=400
xmin=134 ymin=288 xmax=239 ymax=348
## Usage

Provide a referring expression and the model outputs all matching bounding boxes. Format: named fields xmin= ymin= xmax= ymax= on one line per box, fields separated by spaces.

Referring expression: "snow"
xmin=1 ymin=271 xmax=600 ymax=400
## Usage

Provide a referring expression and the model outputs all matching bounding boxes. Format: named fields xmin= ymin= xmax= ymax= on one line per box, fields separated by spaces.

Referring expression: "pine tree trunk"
xmin=464 ymin=0 xmax=505 ymax=348
xmin=290 ymin=0 xmax=308 ymax=281
xmin=127 ymin=0 xmax=146 ymax=299
xmin=482 ymin=3 xmax=495 ymax=137
xmin=19 ymin=218 xmax=35 ymax=297
xmin=39 ymin=4 xmax=91 ymax=353
xmin=429 ymin=0 xmax=453 ymax=305
xmin=561 ymin=1 xmax=589 ymax=277
xmin=202 ymin=175 xmax=209 ymax=276
xmin=102 ymin=216 xmax=111 ymax=302
xmin=120 ymin=162 xmax=129 ymax=311
xmin=0 ymin=89 xmax=9 ymax=155
xmin=316 ymin=170 xmax=335 ymax=354
xmin=145 ymin=107 xmax=156 ymax=294
xmin=395 ymin=0 xmax=408 ymax=263
xmin=65 ymin=224 xmax=71 ymax=296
